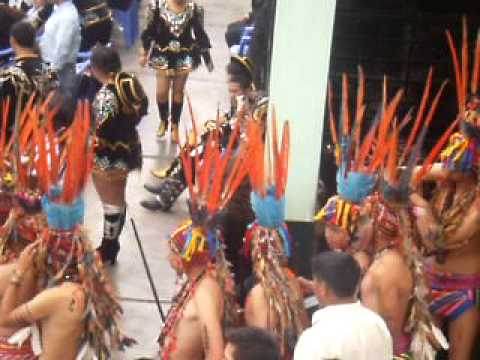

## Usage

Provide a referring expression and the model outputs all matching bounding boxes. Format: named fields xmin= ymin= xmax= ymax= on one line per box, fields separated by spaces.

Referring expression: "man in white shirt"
xmin=294 ymin=251 xmax=393 ymax=360
xmin=39 ymin=0 xmax=80 ymax=121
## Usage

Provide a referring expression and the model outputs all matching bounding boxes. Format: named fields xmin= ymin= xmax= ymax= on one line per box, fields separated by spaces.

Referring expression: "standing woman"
xmin=140 ymin=0 xmax=213 ymax=142
xmin=90 ymin=45 xmax=148 ymax=264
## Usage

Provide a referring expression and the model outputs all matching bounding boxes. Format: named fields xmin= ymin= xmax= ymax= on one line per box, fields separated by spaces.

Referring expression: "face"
xmin=324 ymin=224 xmax=350 ymax=251
xmin=228 ymin=78 xmax=244 ymax=98
xmin=465 ymin=96 xmax=480 ymax=127
xmin=224 ymin=342 xmax=236 ymax=360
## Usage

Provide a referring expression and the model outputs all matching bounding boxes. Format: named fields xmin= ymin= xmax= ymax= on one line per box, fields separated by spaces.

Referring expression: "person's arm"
xmin=0 ymin=243 xmax=58 ymax=328
xmin=193 ymin=278 xmax=224 ymax=360
xmin=244 ymin=284 xmax=269 ymax=329
xmin=50 ymin=14 xmax=80 ymax=70
xmin=139 ymin=1 xmax=158 ymax=66
xmin=192 ymin=4 xmax=213 ymax=72
xmin=409 ymin=192 xmax=442 ymax=253
xmin=443 ymin=194 xmax=480 ymax=245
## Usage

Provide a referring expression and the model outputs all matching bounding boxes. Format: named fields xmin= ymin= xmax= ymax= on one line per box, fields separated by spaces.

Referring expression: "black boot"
xmin=157 ymin=101 xmax=169 ymax=137
xmin=97 ymin=206 xmax=126 ymax=265
xmin=170 ymin=101 xmax=184 ymax=143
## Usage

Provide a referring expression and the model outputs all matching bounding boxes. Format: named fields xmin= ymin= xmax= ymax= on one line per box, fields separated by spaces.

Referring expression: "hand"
xmin=139 ymin=55 xmax=148 ymax=67
xmin=17 ymin=242 xmax=39 ymax=275
xmin=206 ymin=60 xmax=214 ymax=73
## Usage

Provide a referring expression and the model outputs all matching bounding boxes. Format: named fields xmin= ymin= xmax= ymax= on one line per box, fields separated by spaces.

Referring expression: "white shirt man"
xmin=294 ymin=251 xmax=393 ymax=360
xmin=294 ymin=301 xmax=392 ymax=360
xmin=39 ymin=0 xmax=80 ymax=72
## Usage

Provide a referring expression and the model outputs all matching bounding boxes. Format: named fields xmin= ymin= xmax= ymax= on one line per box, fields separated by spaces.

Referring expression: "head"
xmin=224 ymin=327 xmax=280 ymax=360
xmin=324 ymin=224 xmax=350 ymax=251
xmin=90 ymin=45 xmax=122 ymax=84
xmin=226 ymin=57 xmax=253 ymax=98
xmin=311 ymin=251 xmax=361 ymax=306
xmin=10 ymin=21 xmax=37 ymax=54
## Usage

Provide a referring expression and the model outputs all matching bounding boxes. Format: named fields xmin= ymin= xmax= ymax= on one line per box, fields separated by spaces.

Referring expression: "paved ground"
xmin=83 ymin=1 xmax=250 ymax=358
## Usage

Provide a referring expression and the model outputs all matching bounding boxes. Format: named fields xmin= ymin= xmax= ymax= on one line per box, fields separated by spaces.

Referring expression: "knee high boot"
xmin=96 ymin=204 xmax=126 ymax=265
xmin=157 ymin=101 xmax=169 ymax=137
xmin=170 ymin=100 xmax=183 ymax=143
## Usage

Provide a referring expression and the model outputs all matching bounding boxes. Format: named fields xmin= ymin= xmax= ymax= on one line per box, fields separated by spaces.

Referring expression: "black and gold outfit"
xmin=0 ymin=55 xmax=57 ymax=136
xmin=141 ymin=0 xmax=212 ymax=75
xmin=92 ymin=72 xmax=148 ymax=174
xmin=73 ymin=0 xmax=113 ymax=51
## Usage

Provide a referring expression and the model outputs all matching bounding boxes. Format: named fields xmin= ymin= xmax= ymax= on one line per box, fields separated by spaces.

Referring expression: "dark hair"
xmin=90 ymin=45 xmax=122 ymax=75
xmin=226 ymin=59 xmax=253 ymax=90
xmin=311 ymin=251 xmax=361 ymax=298
xmin=10 ymin=21 xmax=37 ymax=49
xmin=225 ymin=327 xmax=280 ymax=360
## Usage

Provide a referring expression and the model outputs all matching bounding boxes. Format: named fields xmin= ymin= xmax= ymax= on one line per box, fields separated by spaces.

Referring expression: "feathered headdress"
xmin=24 ymin=100 xmax=134 ymax=359
xmin=170 ymin=100 xmax=250 ymax=262
xmin=315 ymin=69 xmax=402 ymax=233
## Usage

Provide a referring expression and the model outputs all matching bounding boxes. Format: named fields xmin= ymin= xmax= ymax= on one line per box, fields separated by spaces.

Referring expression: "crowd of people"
xmin=0 ymin=0 xmax=478 ymax=359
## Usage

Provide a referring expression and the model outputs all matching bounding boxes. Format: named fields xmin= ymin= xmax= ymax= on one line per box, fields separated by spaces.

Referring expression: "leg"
xmin=156 ymin=73 xmax=171 ymax=137
xmin=92 ymin=171 xmax=128 ymax=265
xmin=170 ymin=73 xmax=188 ymax=142
xmin=448 ymin=307 xmax=480 ymax=360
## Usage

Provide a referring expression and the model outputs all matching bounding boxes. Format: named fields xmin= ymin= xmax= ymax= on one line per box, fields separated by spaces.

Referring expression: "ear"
xmin=313 ymin=280 xmax=327 ymax=299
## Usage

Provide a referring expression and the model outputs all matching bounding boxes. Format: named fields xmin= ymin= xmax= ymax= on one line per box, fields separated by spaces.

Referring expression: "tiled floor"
xmin=84 ymin=1 xmax=250 ymax=359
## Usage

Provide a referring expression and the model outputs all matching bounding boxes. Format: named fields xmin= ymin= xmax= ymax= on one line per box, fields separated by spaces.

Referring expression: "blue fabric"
xmin=41 ymin=189 xmax=85 ymax=230
xmin=113 ymin=0 xmax=139 ymax=48
xmin=251 ymin=187 xmax=285 ymax=229
xmin=336 ymin=166 xmax=376 ymax=204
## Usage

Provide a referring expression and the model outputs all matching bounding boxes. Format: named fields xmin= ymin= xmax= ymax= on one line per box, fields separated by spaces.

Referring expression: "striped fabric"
xmin=0 ymin=337 xmax=36 ymax=359
xmin=425 ymin=266 xmax=480 ymax=321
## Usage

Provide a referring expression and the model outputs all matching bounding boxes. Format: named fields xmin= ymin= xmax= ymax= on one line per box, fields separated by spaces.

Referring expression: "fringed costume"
xmin=244 ymin=115 xmax=307 ymax=358
xmin=19 ymin=101 xmax=134 ymax=358
xmin=158 ymin=113 xmax=251 ymax=359
xmin=92 ymin=71 xmax=148 ymax=264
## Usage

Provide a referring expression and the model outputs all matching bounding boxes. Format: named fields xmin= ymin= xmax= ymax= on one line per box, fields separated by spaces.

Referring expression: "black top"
xmin=141 ymin=0 xmax=211 ymax=52
xmin=0 ymin=55 xmax=57 ymax=136
xmin=92 ymin=72 xmax=148 ymax=171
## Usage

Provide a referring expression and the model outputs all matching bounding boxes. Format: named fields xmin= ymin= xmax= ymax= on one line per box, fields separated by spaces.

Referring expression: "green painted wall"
xmin=269 ymin=0 xmax=337 ymax=222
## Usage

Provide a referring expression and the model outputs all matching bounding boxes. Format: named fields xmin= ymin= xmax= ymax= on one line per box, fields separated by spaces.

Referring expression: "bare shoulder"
xmin=194 ymin=274 xmax=222 ymax=305
xmin=245 ymin=283 xmax=266 ymax=308
xmin=365 ymin=251 xmax=412 ymax=290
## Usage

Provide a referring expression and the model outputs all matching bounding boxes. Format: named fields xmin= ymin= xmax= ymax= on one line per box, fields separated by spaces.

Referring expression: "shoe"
xmin=157 ymin=122 xmax=166 ymax=138
xmin=171 ymin=125 xmax=179 ymax=144
xmin=96 ymin=238 xmax=120 ymax=265
xmin=144 ymin=182 xmax=163 ymax=194
xmin=150 ymin=168 xmax=168 ymax=180
xmin=140 ymin=197 xmax=170 ymax=212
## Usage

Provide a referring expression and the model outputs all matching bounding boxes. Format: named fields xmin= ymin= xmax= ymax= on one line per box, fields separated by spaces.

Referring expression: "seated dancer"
xmin=317 ymin=71 xmax=448 ymax=358
xmin=158 ymin=116 xmax=250 ymax=359
xmin=89 ymin=45 xmax=148 ymax=265
xmin=140 ymin=0 xmax=213 ymax=141
xmin=142 ymin=52 xmax=257 ymax=211
xmin=0 ymin=21 xmax=58 ymax=137
xmin=243 ymin=116 xmax=308 ymax=358
xmin=0 ymin=102 xmax=134 ymax=359
xmin=414 ymin=20 xmax=480 ymax=360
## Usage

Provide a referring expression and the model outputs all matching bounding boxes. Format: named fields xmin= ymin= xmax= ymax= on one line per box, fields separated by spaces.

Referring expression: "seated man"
xmin=224 ymin=327 xmax=281 ymax=360
xmin=294 ymin=251 xmax=392 ymax=360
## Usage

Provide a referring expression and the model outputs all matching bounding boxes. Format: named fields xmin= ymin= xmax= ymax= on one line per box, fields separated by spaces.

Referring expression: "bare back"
xmin=165 ymin=275 xmax=225 ymax=360
xmin=39 ymin=282 xmax=86 ymax=360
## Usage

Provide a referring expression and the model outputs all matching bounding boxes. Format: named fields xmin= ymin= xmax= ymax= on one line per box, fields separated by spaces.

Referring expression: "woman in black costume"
xmin=139 ymin=0 xmax=213 ymax=142
xmin=0 ymin=21 xmax=57 ymax=136
xmin=90 ymin=45 xmax=148 ymax=264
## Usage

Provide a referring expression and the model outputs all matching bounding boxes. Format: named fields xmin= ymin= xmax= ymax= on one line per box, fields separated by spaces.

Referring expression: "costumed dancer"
xmin=314 ymin=69 xmax=379 ymax=272
xmin=141 ymin=51 xmax=257 ymax=212
xmin=0 ymin=101 xmax=134 ymax=359
xmin=158 ymin=113 xmax=251 ymax=359
xmin=89 ymin=45 xmax=148 ymax=265
xmin=414 ymin=19 xmax=480 ymax=360
xmin=243 ymin=114 xmax=308 ymax=358
xmin=140 ymin=0 xmax=213 ymax=142
xmin=73 ymin=0 xmax=113 ymax=51
xmin=356 ymin=72 xmax=449 ymax=358
xmin=0 ymin=21 xmax=58 ymax=142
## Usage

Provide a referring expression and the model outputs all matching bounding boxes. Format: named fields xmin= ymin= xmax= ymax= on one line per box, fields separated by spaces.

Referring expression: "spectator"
xmin=224 ymin=327 xmax=281 ymax=360
xmin=294 ymin=251 xmax=393 ymax=360
xmin=39 ymin=0 xmax=81 ymax=122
